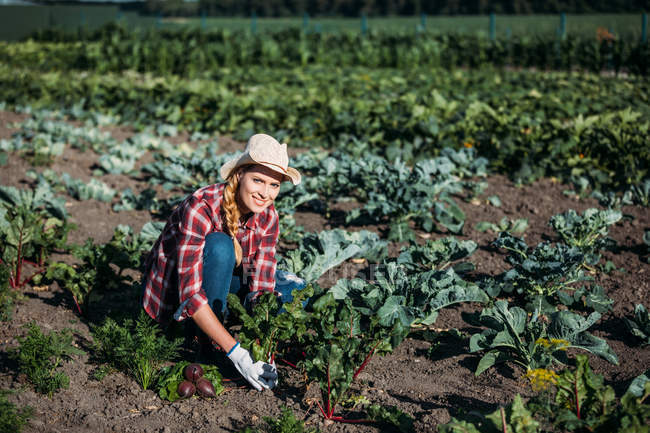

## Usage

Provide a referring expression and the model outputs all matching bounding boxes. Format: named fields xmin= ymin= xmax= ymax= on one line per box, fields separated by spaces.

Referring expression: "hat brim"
xmin=220 ymin=155 xmax=301 ymax=185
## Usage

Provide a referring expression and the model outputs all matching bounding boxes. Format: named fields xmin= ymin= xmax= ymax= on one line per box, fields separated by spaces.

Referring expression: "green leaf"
xmin=626 ymin=370 xmax=650 ymax=398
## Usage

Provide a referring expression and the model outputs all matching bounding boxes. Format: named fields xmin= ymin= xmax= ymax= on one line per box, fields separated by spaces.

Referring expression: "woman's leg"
xmin=186 ymin=232 xmax=241 ymax=351
xmin=202 ymin=232 xmax=241 ymax=319
xmin=274 ymin=269 xmax=307 ymax=304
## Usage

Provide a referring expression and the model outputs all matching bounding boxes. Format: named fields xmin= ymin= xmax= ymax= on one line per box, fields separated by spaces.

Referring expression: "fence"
xmin=0 ymin=7 xmax=647 ymax=42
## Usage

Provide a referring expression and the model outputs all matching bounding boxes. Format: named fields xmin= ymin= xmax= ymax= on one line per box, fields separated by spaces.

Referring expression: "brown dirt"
xmin=1 ymin=111 xmax=649 ymax=433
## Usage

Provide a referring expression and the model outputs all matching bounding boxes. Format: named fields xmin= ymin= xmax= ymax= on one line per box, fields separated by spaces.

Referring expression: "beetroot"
xmin=184 ymin=363 xmax=204 ymax=382
xmin=195 ymin=378 xmax=216 ymax=398
xmin=177 ymin=380 xmax=195 ymax=398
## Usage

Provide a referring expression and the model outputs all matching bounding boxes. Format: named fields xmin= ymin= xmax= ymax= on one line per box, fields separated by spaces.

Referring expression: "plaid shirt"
xmin=142 ymin=183 xmax=279 ymax=325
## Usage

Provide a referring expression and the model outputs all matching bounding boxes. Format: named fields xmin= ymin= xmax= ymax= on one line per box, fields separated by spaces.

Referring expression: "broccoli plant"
xmin=557 ymin=284 xmax=614 ymax=314
xmin=396 ymin=236 xmax=477 ymax=274
xmin=0 ymin=183 xmax=73 ymax=289
xmin=491 ymin=232 xmax=588 ymax=312
xmin=475 ymin=216 xmax=529 ymax=235
xmin=279 ymin=229 xmax=387 ymax=283
xmin=549 ymin=208 xmax=621 ymax=267
xmin=469 ymin=300 xmax=618 ymax=375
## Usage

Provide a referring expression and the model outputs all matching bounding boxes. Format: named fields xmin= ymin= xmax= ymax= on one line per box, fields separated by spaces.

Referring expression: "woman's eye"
xmin=253 ymin=178 xmax=262 ymax=183
xmin=271 ymin=183 xmax=280 ymax=188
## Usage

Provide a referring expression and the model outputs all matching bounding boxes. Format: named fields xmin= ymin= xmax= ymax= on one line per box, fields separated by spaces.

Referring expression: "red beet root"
xmin=195 ymin=378 xmax=216 ymax=398
xmin=184 ymin=363 xmax=204 ymax=382
xmin=177 ymin=380 xmax=195 ymax=398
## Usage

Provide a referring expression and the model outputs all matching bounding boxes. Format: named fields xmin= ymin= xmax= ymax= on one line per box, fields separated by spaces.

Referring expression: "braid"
xmin=222 ymin=172 xmax=243 ymax=266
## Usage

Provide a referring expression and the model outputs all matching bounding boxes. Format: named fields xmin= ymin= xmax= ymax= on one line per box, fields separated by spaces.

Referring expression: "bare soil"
xmin=1 ymin=111 xmax=649 ymax=433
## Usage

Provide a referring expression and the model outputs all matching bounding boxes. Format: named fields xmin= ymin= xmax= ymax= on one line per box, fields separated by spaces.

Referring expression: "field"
xmin=1 ymin=21 xmax=650 ymax=433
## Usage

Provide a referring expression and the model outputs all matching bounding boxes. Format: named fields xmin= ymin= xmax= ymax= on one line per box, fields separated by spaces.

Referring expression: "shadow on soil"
xmin=388 ymin=389 xmax=499 ymax=418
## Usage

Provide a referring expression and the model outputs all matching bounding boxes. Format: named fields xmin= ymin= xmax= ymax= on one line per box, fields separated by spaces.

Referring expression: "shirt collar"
xmin=242 ymin=212 xmax=257 ymax=230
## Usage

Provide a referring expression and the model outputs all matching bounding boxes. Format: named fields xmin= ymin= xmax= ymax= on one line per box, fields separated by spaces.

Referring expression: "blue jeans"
xmin=177 ymin=232 xmax=307 ymax=323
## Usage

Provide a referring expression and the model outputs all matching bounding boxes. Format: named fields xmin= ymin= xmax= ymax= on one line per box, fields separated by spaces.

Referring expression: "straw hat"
xmin=220 ymin=134 xmax=301 ymax=185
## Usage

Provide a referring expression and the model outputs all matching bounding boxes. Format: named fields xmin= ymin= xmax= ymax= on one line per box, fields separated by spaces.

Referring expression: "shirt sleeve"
xmin=175 ymin=194 xmax=212 ymax=320
xmin=245 ymin=211 xmax=279 ymax=295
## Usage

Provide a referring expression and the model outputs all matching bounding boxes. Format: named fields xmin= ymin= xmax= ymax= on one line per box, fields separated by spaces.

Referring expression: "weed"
xmin=92 ymin=310 xmax=182 ymax=390
xmin=0 ymin=389 xmax=33 ymax=433
xmin=10 ymin=323 xmax=83 ymax=396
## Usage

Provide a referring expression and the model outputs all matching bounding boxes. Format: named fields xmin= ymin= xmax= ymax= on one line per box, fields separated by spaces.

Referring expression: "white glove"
xmin=227 ymin=342 xmax=278 ymax=391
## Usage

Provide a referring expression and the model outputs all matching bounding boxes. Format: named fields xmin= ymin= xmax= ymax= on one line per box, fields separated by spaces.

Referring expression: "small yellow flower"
xmin=579 ymin=153 xmax=585 ymax=159
xmin=549 ymin=338 xmax=570 ymax=351
xmin=463 ymin=142 xmax=473 ymax=148
xmin=526 ymin=368 xmax=559 ymax=393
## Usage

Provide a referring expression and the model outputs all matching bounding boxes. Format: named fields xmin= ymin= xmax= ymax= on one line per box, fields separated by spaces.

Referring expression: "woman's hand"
xmin=227 ymin=342 xmax=278 ymax=391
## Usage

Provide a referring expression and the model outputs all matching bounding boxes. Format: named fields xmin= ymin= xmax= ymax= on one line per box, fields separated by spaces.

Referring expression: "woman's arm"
xmin=191 ymin=304 xmax=236 ymax=352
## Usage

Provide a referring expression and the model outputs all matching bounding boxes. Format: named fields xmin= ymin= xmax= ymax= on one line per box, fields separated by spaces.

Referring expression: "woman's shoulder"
xmin=190 ymin=183 xmax=226 ymax=203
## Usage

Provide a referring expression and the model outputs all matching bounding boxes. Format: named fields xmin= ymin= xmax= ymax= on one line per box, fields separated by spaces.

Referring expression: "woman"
xmin=142 ymin=133 xmax=303 ymax=391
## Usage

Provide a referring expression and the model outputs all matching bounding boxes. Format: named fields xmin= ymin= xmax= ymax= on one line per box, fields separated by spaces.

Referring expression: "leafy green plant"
xmin=396 ymin=236 xmax=477 ymax=273
xmin=92 ymin=311 xmax=182 ymax=390
xmin=529 ymin=355 xmax=649 ymax=432
xmin=279 ymin=229 xmax=387 ymax=283
xmin=468 ymin=300 xmax=618 ymax=375
xmin=0 ymin=389 xmax=33 ymax=433
xmin=44 ymin=225 xmax=149 ymax=314
xmin=0 ymin=262 xmax=19 ymax=321
xmin=440 ymin=355 xmax=650 ymax=433
xmin=9 ymin=323 xmax=83 ymax=396
xmin=302 ymin=262 xmax=484 ymax=423
xmin=475 ymin=216 xmax=529 ymax=234
xmin=301 ymin=292 xmax=410 ymax=424
xmin=344 ymin=149 xmax=485 ymax=240
xmin=549 ymin=208 xmax=621 ymax=267
xmin=491 ymin=232 xmax=588 ymax=312
xmin=0 ymin=183 xmax=73 ymax=289
xmin=643 ymin=230 xmax=650 ymax=264
xmin=557 ymin=285 xmax=614 ymax=314
xmin=438 ymin=394 xmax=539 ymax=433
xmin=239 ymin=406 xmax=318 ymax=433
xmin=226 ymin=284 xmax=314 ymax=364
xmin=624 ymin=304 xmax=650 ymax=346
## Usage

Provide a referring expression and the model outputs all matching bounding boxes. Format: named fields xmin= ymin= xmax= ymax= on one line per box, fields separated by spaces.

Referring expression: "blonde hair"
xmin=221 ymin=167 xmax=247 ymax=266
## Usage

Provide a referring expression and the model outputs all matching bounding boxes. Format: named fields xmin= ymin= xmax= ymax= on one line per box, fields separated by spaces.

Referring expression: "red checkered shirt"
xmin=142 ymin=183 xmax=279 ymax=325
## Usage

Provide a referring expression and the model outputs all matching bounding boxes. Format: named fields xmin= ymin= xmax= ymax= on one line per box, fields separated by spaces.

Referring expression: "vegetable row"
xmin=1 ymin=65 xmax=648 ymax=195
xmin=6 ymin=24 xmax=650 ymax=74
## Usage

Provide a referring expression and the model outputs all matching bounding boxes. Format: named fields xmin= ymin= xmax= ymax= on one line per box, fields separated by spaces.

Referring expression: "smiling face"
xmin=236 ymin=165 xmax=284 ymax=214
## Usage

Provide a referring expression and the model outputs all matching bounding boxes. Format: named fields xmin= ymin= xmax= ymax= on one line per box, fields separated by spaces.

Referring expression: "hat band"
xmin=257 ymin=160 xmax=288 ymax=175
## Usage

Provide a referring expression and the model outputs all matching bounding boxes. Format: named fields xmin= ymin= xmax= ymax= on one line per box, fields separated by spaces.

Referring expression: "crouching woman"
xmin=141 ymin=133 xmax=303 ymax=391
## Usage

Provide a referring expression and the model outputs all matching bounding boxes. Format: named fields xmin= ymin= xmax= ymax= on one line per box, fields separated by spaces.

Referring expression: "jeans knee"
xmin=203 ymin=232 xmax=235 ymax=268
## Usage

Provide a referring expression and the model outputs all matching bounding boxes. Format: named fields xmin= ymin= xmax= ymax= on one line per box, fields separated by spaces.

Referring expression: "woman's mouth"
xmin=252 ymin=196 xmax=266 ymax=207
